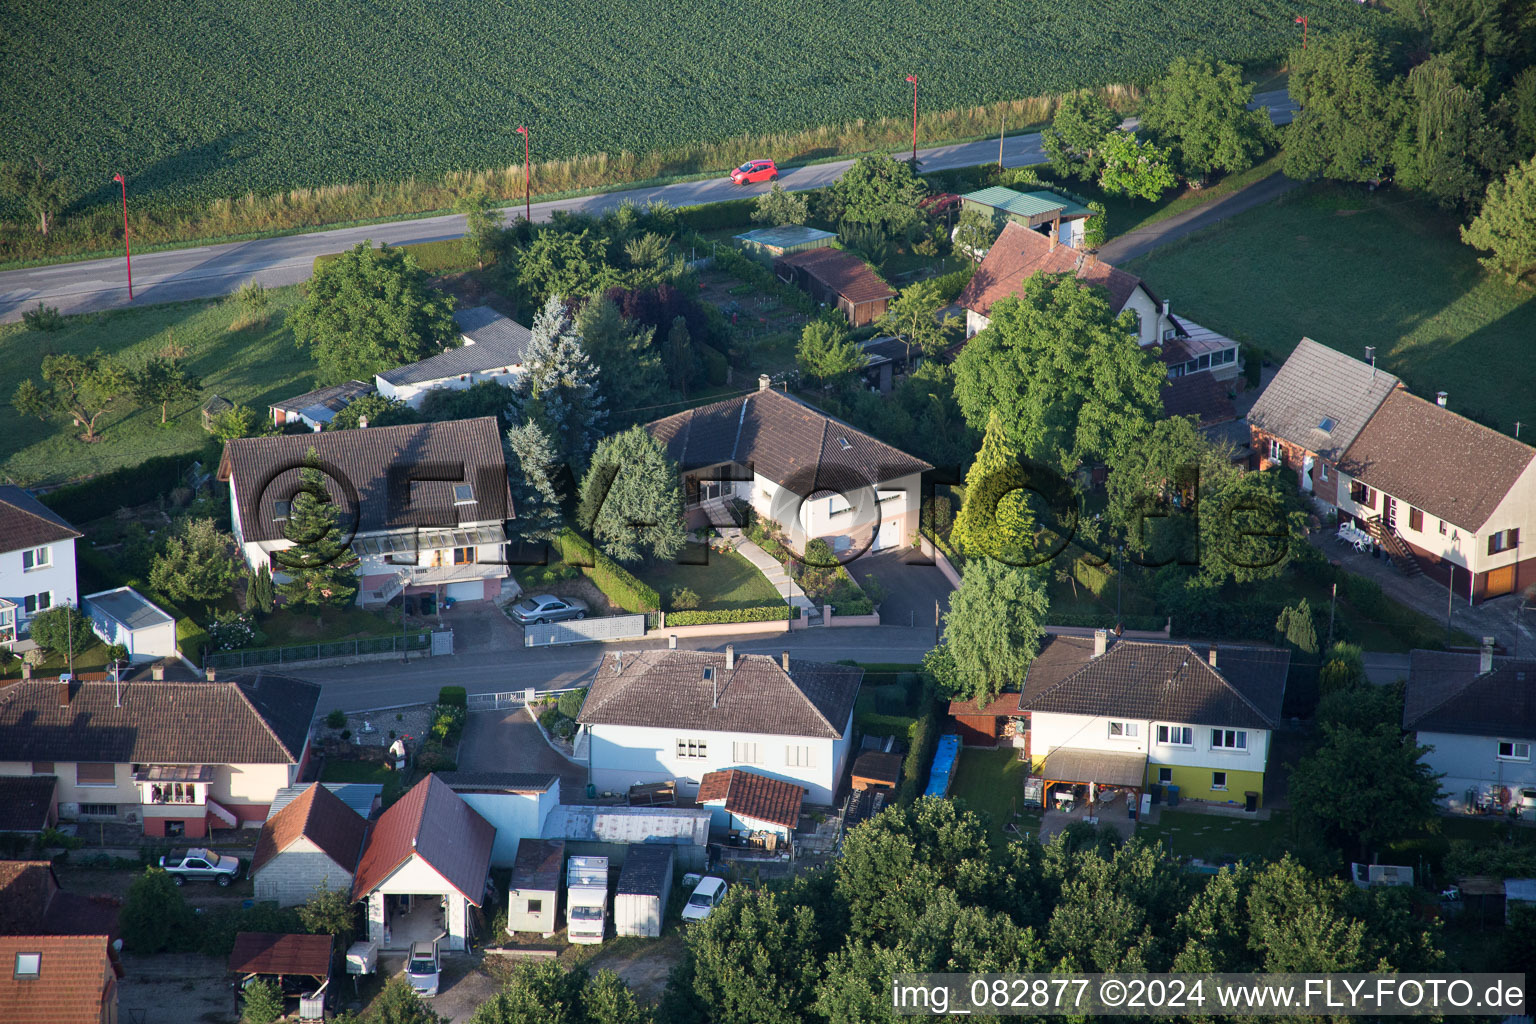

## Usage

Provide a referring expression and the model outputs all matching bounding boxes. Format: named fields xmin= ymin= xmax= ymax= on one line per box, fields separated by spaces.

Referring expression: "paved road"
xmin=1096 ymin=169 xmax=1302 ymax=264
xmin=0 ymin=92 xmax=1293 ymax=322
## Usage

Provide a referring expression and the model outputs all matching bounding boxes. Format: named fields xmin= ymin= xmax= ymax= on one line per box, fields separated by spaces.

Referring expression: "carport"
xmin=228 ymin=932 xmax=332 ymax=1019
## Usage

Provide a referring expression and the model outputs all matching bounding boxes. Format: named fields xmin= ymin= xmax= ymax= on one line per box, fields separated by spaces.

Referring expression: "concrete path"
xmin=1096 ymin=170 xmax=1303 ymax=265
xmin=0 ymin=92 xmax=1293 ymax=322
xmin=734 ymin=538 xmax=817 ymax=617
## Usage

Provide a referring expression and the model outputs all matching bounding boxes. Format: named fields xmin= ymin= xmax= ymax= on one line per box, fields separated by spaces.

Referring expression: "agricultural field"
xmin=2 ymin=0 xmax=1368 ymax=237
xmin=0 ymin=287 xmax=316 ymax=487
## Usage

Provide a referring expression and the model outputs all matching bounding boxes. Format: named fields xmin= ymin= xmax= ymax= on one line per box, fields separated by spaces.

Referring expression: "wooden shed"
xmin=774 ymin=248 xmax=894 ymax=327
xmin=850 ymin=751 xmax=903 ymax=791
xmin=946 ymin=694 xmax=1016 ymax=748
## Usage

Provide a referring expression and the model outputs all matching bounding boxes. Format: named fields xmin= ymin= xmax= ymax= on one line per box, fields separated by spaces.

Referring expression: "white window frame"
xmin=1156 ymin=725 xmax=1193 ymax=747
xmin=1267 ymin=439 xmax=1282 ymax=462
xmin=731 ymin=741 xmax=762 ymax=765
xmin=1497 ymin=740 xmax=1531 ymax=762
xmin=1107 ymin=720 xmax=1139 ymax=740
xmin=785 ymin=744 xmax=817 ymax=769
xmin=676 ymin=739 xmax=708 ymax=760
xmin=1156 ymin=766 xmax=1173 ymax=784
xmin=1211 ymin=771 xmax=1228 ymax=791
xmin=828 ymin=494 xmax=852 ymax=518
xmin=22 ymin=546 xmax=51 ymax=571
xmin=1210 ymin=729 xmax=1248 ymax=751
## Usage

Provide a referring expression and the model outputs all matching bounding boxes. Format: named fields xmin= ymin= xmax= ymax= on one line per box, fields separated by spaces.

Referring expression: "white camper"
xmin=565 ymin=855 xmax=609 ymax=944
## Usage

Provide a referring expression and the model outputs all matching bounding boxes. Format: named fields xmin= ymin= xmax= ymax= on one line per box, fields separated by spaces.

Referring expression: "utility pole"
xmin=111 ymin=173 xmax=133 ymax=300
xmin=998 ymin=109 xmax=1006 ymax=169
xmin=905 ymin=75 xmax=919 ymax=164
xmin=1327 ymin=581 xmax=1337 ymax=647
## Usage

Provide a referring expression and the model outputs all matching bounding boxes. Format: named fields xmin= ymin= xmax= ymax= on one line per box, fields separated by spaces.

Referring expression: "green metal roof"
xmin=1020 ymin=190 xmax=1091 ymax=218
xmin=733 ymin=225 xmax=837 ymax=249
xmin=961 ymin=186 xmax=1066 ymax=218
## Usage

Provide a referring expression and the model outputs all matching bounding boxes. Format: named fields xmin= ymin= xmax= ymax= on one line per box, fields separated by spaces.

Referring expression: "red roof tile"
xmin=251 ymin=783 xmax=368 ymax=875
xmin=775 ymin=247 xmax=895 ymax=304
xmin=350 ymin=775 xmax=495 ymax=905
xmin=696 ymin=768 xmax=805 ymax=830
xmin=1161 ymin=374 xmax=1236 ymax=426
xmin=959 ymin=222 xmax=1147 ymax=319
xmin=0 ymin=934 xmax=115 ymax=1024
xmin=227 ymin=932 xmax=333 ymax=977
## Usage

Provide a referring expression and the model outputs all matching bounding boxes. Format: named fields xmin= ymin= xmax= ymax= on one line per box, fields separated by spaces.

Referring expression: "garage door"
xmin=1485 ymin=564 xmax=1516 ymax=599
xmin=444 ymin=581 xmax=484 ymax=602
xmin=872 ymin=520 xmax=900 ymax=552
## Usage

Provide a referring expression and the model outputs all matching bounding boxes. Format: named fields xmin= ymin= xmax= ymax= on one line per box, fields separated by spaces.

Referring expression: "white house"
xmin=1335 ymin=388 xmax=1536 ymax=604
xmin=251 ymin=782 xmax=369 ymax=907
xmin=646 ymin=380 xmax=931 ymax=556
xmin=437 ymin=771 xmax=560 ymax=868
xmin=219 ymin=417 xmax=514 ymax=607
xmin=81 ymin=587 xmax=177 ymax=663
xmin=577 ymin=648 xmax=862 ymax=806
xmin=375 ymin=306 xmax=532 ymax=409
xmin=1405 ymin=645 xmax=1536 ymax=813
xmin=1017 ymin=631 xmax=1290 ymax=809
xmin=0 ymin=486 xmax=81 ymax=649
xmin=268 ymin=380 xmax=375 ymax=431
xmin=351 ymin=774 xmax=496 ymax=952
xmin=0 ymin=674 xmax=320 ymax=838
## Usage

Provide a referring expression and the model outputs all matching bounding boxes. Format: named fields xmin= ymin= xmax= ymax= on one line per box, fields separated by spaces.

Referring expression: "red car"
xmin=730 ymin=159 xmax=778 ymax=184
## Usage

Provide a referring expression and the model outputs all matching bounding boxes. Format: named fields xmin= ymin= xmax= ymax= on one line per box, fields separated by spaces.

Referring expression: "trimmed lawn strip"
xmin=258 ymin=606 xmax=402 ymax=647
xmin=950 ymin=748 xmax=1040 ymax=842
xmin=1135 ymin=808 xmax=1294 ymax=861
xmin=639 ymin=548 xmax=786 ymax=612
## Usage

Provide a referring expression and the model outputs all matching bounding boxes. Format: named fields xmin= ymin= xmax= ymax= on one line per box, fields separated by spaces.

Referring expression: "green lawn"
xmin=319 ymin=758 xmax=406 ymax=806
xmin=1135 ymin=809 xmax=1295 ymax=861
xmin=639 ymin=547 xmax=787 ymax=612
xmin=1126 ymin=182 xmax=1536 ymax=435
xmin=260 ymin=606 xmax=401 ymax=646
xmin=1090 ymin=151 xmax=1289 ymax=243
xmin=949 ymin=747 xmax=1041 ymax=842
xmin=0 ymin=287 xmax=317 ymax=487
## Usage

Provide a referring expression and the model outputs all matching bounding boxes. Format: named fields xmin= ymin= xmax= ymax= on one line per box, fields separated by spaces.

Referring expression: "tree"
xmin=1139 ymin=55 xmax=1274 ymax=181
xmin=1097 ymin=131 xmax=1177 ymax=202
xmin=682 ymin=886 xmax=822 ymax=1024
xmin=949 ymin=411 xmax=1036 ymax=561
xmin=1105 ymin=415 xmax=1227 ymax=562
xmin=953 ymin=273 xmax=1164 ymax=474
xmin=1042 ymin=92 xmax=1122 ymax=181
xmin=273 ymin=455 xmax=359 ymax=608
xmin=131 ymin=356 xmax=203 ymax=424
xmin=1082 ymin=201 xmax=1108 ymax=248
xmin=240 ymin=979 xmax=284 ymax=1024
xmin=470 ymin=962 xmax=646 ymax=1024
xmin=795 ymin=318 xmax=863 ymax=388
xmin=12 ymin=351 xmax=131 ymax=442
xmin=824 ymin=153 xmax=927 ymax=231
xmin=417 ymin=380 xmax=517 ymax=426
xmin=951 ymin=207 xmax=1000 ymax=262
xmin=876 ymin=278 xmax=960 ymax=361
xmin=120 ymin=868 xmax=194 ymax=953
xmin=370 ymin=976 xmax=448 ymax=1024
xmin=1284 ymin=32 xmax=1403 ymax=184
xmin=518 ymin=228 xmax=621 ymax=304
xmin=663 ymin=315 xmax=693 ymax=395
xmin=1461 ymin=153 xmax=1536 ymax=282
xmin=504 ymin=419 xmax=565 ymax=544
xmin=752 ymin=183 xmax=810 ymax=226
xmin=1196 ymin=467 xmax=1309 ymax=587
xmin=289 ymin=241 xmax=458 ymax=385
xmin=578 ymin=426 xmax=685 ymax=563
xmin=577 ymin=295 xmax=667 ymax=417
xmin=455 ymin=190 xmax=504 ymax=269
xmin=210 ymin=404 xmax=265 ymax=442
xmin=940 ymin=559 xmax=1048 ymax=707
xmin=298 ymin=880 xmax=359 ymax=946
xmin=326 ymin=392 xmax=421 ymax=431
xmin=1275 ymin=598 xmax=1319 ymax=655
xmin=1318 ymin=641 xmax=1367 ymax=694
xmin=0 ymin=156 xmax=68 ymax=235
xmin=1393 ymin=56 xmax=1504 ymax=209
xmin=248 ymin=563 xmax=275 ymax=614
xmin=26 ymin=604 xmax=94 ymax=659
xmin=518 ymin=296 xmax=607 ymax=473
xmin=150 ymin=518 xmax=242 ymax=607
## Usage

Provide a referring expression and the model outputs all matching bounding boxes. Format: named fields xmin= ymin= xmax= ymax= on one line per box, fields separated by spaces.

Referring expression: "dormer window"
xmin=453 ymin=485 xmax=475 ymax=505
xmin=273 ymin=500 xmax=291 ymax=521
xmin=14 ymin=952 xmax=40 ymax=978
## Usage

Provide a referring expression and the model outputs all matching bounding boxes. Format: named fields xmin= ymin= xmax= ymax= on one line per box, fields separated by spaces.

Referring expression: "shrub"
xmin=553 ymin=530 xmax=661 ymax=612
xmin=858 ymin=711 xmax=919 ymax=738
xmin=430 ymin=704 xmax=466 ymax=744
xmin=928 ymin=263 xmax=976 ymax=304
xmin=240 ymin=979 xmax=284 ymax=1024
xmin=229 ymin=280 xmax=270 ymax=331
xmin=556 ymin=687 xmax=587 ymax=719
xmin=416 ymin=739 xmax=457 ymax=772
xmin=207 ymin=610 xmax=265 ymax=651
xmin=899 ymin=703 xmax=940 ymax=806
xmin=21 ymin=301 xmax=65 ymax=332
xmin=664 ymin=605 xmax=791 ymax=626
xmin=121 ymin=868 xmax=195 ymax=953
xmin=436 ymin=685 xmax=467 ymax=709
xmin=326 ymin=709 xmax=347 ymax=729
xmin=697 ymin=344 xmax=730 ymax=386
xmin=669 ymin=586 xmax=701 ymax=611
xmin=40 ymin=439 xmax=221 ymax=523
xmin=1083 ymin=201 xmax=1108 ymax=248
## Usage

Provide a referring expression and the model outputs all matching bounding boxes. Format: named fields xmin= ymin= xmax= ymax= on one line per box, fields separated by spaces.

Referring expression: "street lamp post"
xmin=111 ymin=173 xmax=133 ymax=300
xmin=1294 ymin=15 xmax=1308 ymax=49
xmin=514 ymin=126 xmax=531 ymax=223
xmin=905 ymin=75 xmax=918 ymax=164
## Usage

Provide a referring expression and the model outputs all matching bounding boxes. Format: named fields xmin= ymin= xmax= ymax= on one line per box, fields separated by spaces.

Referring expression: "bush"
xmin=437 ymin=685 xmax=467 ymax=709
xmin=669 ymin=586 xmax=701 ymax=611
xmin=1241 ymin=342 xmax=1264 ymax=388
xmin=1083 ymin=201 xmax=1108 ymax=248
xmin=556 ymin=687 xmax=587 ymax=719
xmin=553 ymin=530 xmax=661 ymax=612
xmin=121 ymin=868 xmax=195 ymax=953
xmin=899 ymin=702 xmax=940 ymax=806
xmin=207 ymin=610 xmax=265 ymax=651
xmin=326 ymin=709 xmax=347 ymax=729
xmin=22 ymin=301 xmax=66 ymax=332
xmin=664 ymin=605 xmax=792 ymax=626
xmin=697 ymin=344 xmax=730 ymax=386
xmin=675 ymin=198 xmax=758 ymax=232
xmin=928 ymin=263 xmax=976 ymax=304
xmin=416 ymin=739 xmax=457 ymax=772
xmin=240 ymin=979 xmax=284 ymax=1024
xmin=40 ymin=439 xmax=221 ymax=523
xmin=429 ymin=703 xmax=467 ymax=744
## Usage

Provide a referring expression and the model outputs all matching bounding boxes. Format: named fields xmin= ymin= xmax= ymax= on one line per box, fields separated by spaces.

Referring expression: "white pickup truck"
xmin=565 ymin=855 xmax=609 ymax=944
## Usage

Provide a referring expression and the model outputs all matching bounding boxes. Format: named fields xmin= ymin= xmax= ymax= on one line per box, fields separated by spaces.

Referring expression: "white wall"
xmin=1418 ymin=730 xmax=1536 ymax=811
xmin=0 ymin=761 xmax=138 ymax=816
xmin=366 ymin=855 xmax=476 ymax=951
xmin=1029 ymin=712 xmax=1270 ymax=773
xmin=454 ymin=785 xmax=558 ymax=868
xmin=252 ymin=839 xmax=355 ymax=907
xmin=0 ymin=537 xmax=78 ymax=638
xmin=588 ymin=723 xmax=841 ymax=805
xmin=376 ymin=371 xmax=521 ymax=410
xmin=85 ymin=607 xmax=176 ymax=662
xmin=751 ymin=472 xmax=922 ymax=556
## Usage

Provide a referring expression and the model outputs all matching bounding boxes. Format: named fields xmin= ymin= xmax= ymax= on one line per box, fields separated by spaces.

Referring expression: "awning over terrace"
xmin=1038 ymin=747 xmax=1147 ymax=789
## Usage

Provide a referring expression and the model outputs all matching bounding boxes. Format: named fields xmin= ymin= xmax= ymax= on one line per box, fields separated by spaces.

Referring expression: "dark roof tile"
xmin=0 ymin=777 xmax=57 ymax=833
xmin=0 ymin=487 xmax=81 ymax=551
xmin=510 ymin=838 xmax=564 ymax=893
xmin=1404 ymin=649 xmax=1536 ymax=736
xmin=350 ymin=775 xmax=495 ymax=905
xmin=775 ymin=247 xmax=894 ymax=304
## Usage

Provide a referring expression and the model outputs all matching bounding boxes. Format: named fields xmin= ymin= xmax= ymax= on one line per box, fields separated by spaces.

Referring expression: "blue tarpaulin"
xmin=924 ymin=734 xmax=961 ymax=798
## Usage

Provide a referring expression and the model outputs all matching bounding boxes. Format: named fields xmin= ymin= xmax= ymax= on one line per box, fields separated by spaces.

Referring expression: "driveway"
xmin=846 ymin=547 xmax=953 ymax=632
xmin=457 ymin=705 xmax=588 ymax=800
xmin=1097 ymin=170 xmax=1303 ymax=265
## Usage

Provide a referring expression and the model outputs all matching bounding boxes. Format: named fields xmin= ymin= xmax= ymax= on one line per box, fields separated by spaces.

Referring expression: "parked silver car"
xmin=406 ymin=940 xmax=440 ymax=997
xmin=510 ymin=594 xmax=588 ymax=625
xmin=160 ymin=848 xmax=241 ymax=886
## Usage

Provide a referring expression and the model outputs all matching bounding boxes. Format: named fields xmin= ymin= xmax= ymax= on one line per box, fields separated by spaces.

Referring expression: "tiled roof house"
xmin=0 ymin=485 xmax=82 ymax=650
xmin=251 ymin=783 xmax=370 ymax=907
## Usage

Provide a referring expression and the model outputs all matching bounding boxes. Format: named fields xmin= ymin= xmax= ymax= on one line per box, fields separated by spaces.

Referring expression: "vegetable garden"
xmin=1 ymin=0 xmax=1369 ymax=259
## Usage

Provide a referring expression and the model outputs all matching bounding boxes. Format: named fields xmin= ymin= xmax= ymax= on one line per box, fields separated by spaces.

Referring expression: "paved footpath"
xmin=0 ymin=93 xmax=1292 ymax=322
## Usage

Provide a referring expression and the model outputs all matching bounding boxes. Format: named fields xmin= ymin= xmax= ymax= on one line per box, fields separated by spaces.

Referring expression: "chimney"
xmin=57 ymin=680 xmax=71 ymax=708
xmin=1207 ymin=645 xmax=1218 ymax=669
xmin=725 ymin=645 xmax=735 ymax=671
xmin=1162 ymin=299 xmax=1170 ymax=317
xmin=1436 ymin=391 xmax=1448 ymax=408
xmin=358 ymin=415 xmax=369 ymax=429
xmin=1364 ymin=345 xmax=1375 ymax=366
xmin=1093 ymin=628 xmax=1108 ymax=658
xmin=781 ymin=651 xmax=790 ymax=673
xmin=758 ymin=374 xmax=771 ymax=392
xmin=1048 ymin=230 xmax=1057 ymax=252
xmin=668 ymin=634 xmax=677 ymax=649
xmin=206 ymin=667 xmax=217 ymax=682
xmin=1480 ymin=636 xmax=1495 ymax=674
xmin=615 ymin=652 xmax=623 ymax=674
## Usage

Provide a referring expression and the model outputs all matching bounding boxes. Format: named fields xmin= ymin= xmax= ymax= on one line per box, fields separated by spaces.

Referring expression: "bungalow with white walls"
xmin=219 ymin=417 xmax=513 ymax=607
xmin=578 ymin=648 xmax=862 ymax=806
xmin=1405 ymin=645 xmax=1536 ymax=813
xmin=375 ymin=306 xmax=532 ymax=409
xmin=0 ymin=486 xmax=81 ymax=649
xmin=251 ymin=782 xmax=369 ymax=907
xmin=268 ymin=380 xmax=375 ymax=431
xmin=646 ymin=380 xmax=930 ymax=555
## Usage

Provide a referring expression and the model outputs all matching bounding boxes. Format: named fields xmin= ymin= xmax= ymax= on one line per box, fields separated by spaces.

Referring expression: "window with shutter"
xmin=1408 ymin=507 xmax=1423 ymax=532
xmin=31 ymin=762 xmax=53 ymax=775
xmin=75 ymin=763 xmax=116 ymax=786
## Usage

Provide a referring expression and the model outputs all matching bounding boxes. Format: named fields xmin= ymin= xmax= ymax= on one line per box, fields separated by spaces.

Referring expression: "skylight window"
xmin=838 ymin=437 xmax=852 ymax=451
xmin=453 ymin=484 xmax=476 ymax=505
xmin=702 ymin=667 xmax=715 ymax=682
xmin=273 ymin=500 xmax=291 ymax=521
xmin=1318 ymin=417 xmax=1337 ymax=433
xmin=14 ymin=952 xmax=40 ymax=978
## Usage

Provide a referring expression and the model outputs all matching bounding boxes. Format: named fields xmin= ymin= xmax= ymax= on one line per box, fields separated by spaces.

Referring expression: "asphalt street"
xmin=0 ymin=92 xmax=1293 ymax=322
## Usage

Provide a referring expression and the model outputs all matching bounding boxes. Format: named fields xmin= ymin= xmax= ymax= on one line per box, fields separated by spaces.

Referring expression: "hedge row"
xmin=856 ymin=711 xmax=919 ymax=739
xmin=674 ymin=197 xmax=757 ymax=233
xmin=313 ymin=238 xmax=475 ymax=276
xmin=1044 ymin=611 xmax=1166 ymax=632
xmin=664 ymin=604 xmax=792 ymax=627
xmin=898 ymin=701 xmax=941 ymax=806
xmin=41 ymin=440 xmax=221 ymax=524
xmin=1071 ymin=555 xmax=1116 ymax=597
xmin=554 ymin=530 xmax=660 ymax=613
xmin=928 ymin=263 xmax=976 ymax=305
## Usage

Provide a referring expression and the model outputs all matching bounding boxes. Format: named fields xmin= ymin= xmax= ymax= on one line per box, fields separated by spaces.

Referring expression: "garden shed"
xmin=229 ymin=932 xmax=333 ymax=1019
xmin=773 ymin=247 xmax=894 ymax=326
xmin=613 ymin=844 xmax=674 ymax=938
xmin=959 ymin=186 xmax=1093 ymax=248
xmin=201 ymin=394 xmax=233 ymax=431
xmin=81 ymin=587 xmax=176 ymax=663
xmin=734 ymin=225 xmax=836 ymax=263
xmin=696 ymin=768 xmax=804 ymax=841
xmin=507 ymin=838 xmax=564 ymax=936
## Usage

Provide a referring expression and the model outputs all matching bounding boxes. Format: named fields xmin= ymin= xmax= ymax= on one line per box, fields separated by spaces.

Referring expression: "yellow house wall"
xmin=1148 ymin=763 xmax=1266 ymax=807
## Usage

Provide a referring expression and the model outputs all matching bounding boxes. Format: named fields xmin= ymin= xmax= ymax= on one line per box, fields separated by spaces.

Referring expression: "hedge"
xmin=857 ymin=711 xmax=918 ymax=737
xmin=674 ymin=198 xmax=757 ymax=233
xmin=664 ymin=604 xmax=791 ymax=627
xmin=898 ymin=701 xmax=941 ymax=806
xmin=313 ymin=238 xmax=475 ymax=276
xmin=698 ymin=344 xmax=730 ymax=386
xmin=1071 ymin=555 xmax=1115 ymax=597
xmin=553 ymin=530 xmax=660 ymax=613
xmin=437 ymin=686 xmax=467 ymax=708
xmin=177 ymin=618 xmax=209 ymax=667
xmin=41 ymin=440 xmax=221 ymax=523
xmin=928 ymin=263 xmax=976 ymax=305
xmin=1044 ymin=611 xmax=1166 ymax=632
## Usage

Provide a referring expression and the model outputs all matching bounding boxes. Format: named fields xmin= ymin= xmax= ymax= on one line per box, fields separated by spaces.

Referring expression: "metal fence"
xmin=523 ymin=613 xmax=647 ymax=647
xmin=205 ymin=630 xmax=436 ymax=669
xmin=467 ymin=683 xmax=586 ymax=713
